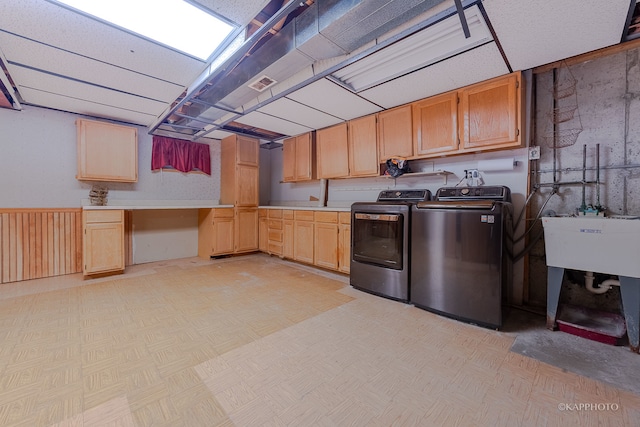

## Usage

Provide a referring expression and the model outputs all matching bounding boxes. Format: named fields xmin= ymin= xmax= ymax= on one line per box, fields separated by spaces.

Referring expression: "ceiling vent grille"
xmin=248 ymin=75 xmax=277 ymax=92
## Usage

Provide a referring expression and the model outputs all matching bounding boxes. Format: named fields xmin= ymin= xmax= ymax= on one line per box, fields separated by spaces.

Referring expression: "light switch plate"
xmin=529 ymin=146 xmax=541 ymax=160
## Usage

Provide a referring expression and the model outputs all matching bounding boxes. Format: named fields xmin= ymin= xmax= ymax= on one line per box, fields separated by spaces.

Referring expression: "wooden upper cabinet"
xmin=220 ymin=134 xmax=259 ymax=206
xmin=282 ymin=132 xmax=316 ymax=182
xmin=413 ymin=91 xmax=459 ymax=157
xmin=316 ymin=122 xmax=349 ymax=179
xmin=459 ymin=71 xmax=521 ymax=150
xmin=378 ymin=105 xmax=413 ymax=161
xmin=282 ymin=137 xmax=296 ymax=182
xmin=235 ymin=164 xmax=259 ymax=207
xmin=348 ymin=115 xmax=378 ymax=177
xmin=76 ymin=119 xmax=137 ymax=182
xmin=236 ymin=135 xmax=259 ymax=166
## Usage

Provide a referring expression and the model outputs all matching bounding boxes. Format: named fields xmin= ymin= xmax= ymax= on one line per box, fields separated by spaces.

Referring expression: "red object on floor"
xmin=556 ymin=304 xmax=627 ymax=346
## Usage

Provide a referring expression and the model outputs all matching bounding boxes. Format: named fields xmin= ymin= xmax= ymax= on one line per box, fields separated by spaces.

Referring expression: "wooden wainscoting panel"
xmin=0 ymin=209 xmax=83 ymax=283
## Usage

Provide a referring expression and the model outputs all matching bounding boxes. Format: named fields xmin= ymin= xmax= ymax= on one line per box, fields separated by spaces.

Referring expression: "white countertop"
xmin=260 ymin=205 xmax=351 ymax=212
xmin=82 ymin=199 xmax=226 ymax=210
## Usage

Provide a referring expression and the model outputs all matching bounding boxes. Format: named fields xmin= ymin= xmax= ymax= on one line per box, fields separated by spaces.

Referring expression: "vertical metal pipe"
xmin=596 ymin=143 xmax=601 ymax=209
xmin=581 ymin=144 xmax=587 ymax=212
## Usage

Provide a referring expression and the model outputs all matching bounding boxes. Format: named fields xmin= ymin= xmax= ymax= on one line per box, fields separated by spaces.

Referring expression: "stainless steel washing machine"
xmin=410 ymin=186 xmax=512 ymax=329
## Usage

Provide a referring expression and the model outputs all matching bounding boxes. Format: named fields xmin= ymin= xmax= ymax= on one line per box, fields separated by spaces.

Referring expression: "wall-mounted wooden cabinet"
xmin=316 ymin=117 xmax=379 ymax=179
xmin=412 ymin=91 xmax=459 ymax=157
xmin=316 ymin=123 xmax=349 ymax=179
xmin=83 ymin=210 xmax=124 ymax=275
xmin=198 ymin=208 xmax=234 ymax=257
xmin=283 ymin=132 xmax=316 ymax=182
xmin=459 ymin=72 xmax=521 ymax=151
xmin=348 ymin=115 xmax=379 ymax=177
xmin=378 ymin=105 xmax=413 ymax=161
xmin=76 ymin=119 xmax=138 ymax=182
xmin=221 ymin=134 xmax=259 ymax=207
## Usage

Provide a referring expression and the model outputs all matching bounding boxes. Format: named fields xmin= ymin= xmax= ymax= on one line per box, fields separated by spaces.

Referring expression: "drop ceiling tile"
xmin=359 ymin=42 xmax=509 ymax=108
xmin=287 ymin=78 xmax=382 ymax=120
xmin=18 ymin=87 xmax=154 ymax=125
xmin=483 ymin=0 xmax=631 ymax=71
xmin=0 ymin=0 xmax=205 ymax=86
xmin=258 ymin=98 xmax=342 ymax=130
xmin=0 ymin=33 xmax=185 ymax=104
xmin=234 ymin=111 xmax=313 ymax=137
xmin=14 ymin=67 xmax=167 ymax=124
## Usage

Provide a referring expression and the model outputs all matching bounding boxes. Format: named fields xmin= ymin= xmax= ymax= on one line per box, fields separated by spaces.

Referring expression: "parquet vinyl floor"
xmin=0 ymin=254 xmax=637 ymax=426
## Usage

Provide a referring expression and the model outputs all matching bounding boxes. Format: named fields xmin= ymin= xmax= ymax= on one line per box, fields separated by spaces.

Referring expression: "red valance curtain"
xmin=151 ymin=136 xmax=211 ymax=175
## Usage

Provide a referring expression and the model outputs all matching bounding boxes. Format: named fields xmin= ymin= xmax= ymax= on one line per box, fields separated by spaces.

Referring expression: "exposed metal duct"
xmin=152 ymin=0 xmax=449 ymax=138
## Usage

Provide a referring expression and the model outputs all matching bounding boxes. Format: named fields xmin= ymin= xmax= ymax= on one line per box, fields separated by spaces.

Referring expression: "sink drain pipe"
xmin=584 ymin=271 xmax=620 ymax=294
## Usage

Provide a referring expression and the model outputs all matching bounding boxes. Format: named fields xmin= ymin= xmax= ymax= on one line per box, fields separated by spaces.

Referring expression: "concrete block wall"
xmin=527 ymin=46 xmax=640 ymax=311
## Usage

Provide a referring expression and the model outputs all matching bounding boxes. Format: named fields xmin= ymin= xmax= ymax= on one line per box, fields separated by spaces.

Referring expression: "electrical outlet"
xmin=529 ymin=146 xmax=541 ymax=160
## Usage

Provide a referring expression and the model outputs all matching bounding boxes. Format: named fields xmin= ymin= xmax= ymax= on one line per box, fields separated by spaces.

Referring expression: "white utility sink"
xmin=542 ymin=216 xmax=640 ymax=278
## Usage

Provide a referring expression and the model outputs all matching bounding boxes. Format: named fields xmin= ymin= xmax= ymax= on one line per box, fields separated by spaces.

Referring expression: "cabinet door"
xmin=259 ymin=216 xmax=268 ymax=252
xmin=338 ymin=212 xmax=351 ymax=274
xmin=235 ymin=208 xmax=258 ymax=253
xmin=293 ymin=220 xmax=314 ymax=264
xmin=283 ymin=219 xmax=294 ymax=259
xmin=236 ymin=135 xmax=259 ymax=166
xmin=212 ymin=217 xmax=234 ymax=255
xmin=316 ymin=123 xmax=349 ymax=179
xmin=77 ymin=119 xmax=138 ymax=182
xmin=282 ymin=137 xmax=296 ymax=182
xmin=235 ymin=165 xmax=259 ymax=206
xmin=314 ymin=222 xmax=339 ymax=270
xmin=294 ymin=132 xmax=315 ymax=181
xmin=378 ymin=105 xmax=413 ymax=161
xmin=413 ymin=91 xmax=459 ymax=156
xmin=459 ymin=72 xmax=520 ymax=150
xmin=348 ymin=115 xmax=378 ymax=177
xmin=83 ymin=210 xmax=124 ymax=275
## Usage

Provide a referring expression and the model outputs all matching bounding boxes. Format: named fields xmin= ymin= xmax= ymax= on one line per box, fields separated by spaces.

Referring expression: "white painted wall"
xmin=0 ymin=105 xmax=222 ymax=263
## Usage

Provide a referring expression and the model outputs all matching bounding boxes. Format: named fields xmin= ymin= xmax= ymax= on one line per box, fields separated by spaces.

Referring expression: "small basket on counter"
xmin=89 ymin=185 xmax=108 ymax=206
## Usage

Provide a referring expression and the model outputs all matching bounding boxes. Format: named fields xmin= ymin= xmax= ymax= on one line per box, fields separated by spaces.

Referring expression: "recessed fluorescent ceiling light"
xmin=55 ymin=0 xmax=235 ymax=60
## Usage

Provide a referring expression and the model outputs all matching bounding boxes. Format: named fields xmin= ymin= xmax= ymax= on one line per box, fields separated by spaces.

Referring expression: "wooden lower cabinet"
xmin=293 ymin=211 xmax=314 ymax=264
xmin=338 ymin=212 xmax=351 ymax=274
xmin=235 ymin=207 xmax=259 ymax=253
xmin=198 ymin=208 xmax=234 ymax=257
xmin=314 ymin=211 xmax=339 ymax=270
xmin=267 ymin=209 xmax=283 ymax=256
xmin=83 ymin=210 xmax=124 ymax=275
xmin=259 ymin=209 xmax=268 ymax=252
xmin=283 ymin=210 xmax=294 ymax=259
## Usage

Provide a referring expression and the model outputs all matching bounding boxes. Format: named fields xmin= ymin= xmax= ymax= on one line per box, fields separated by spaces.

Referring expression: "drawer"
xmin=213 ymin=208 xmax=234 ymax=218
xmin=268 ymin=230 xmax=283 ymax=243
xmin=268 ymin=242 xmax=283 ymax=255
xmin=294 ymin=210 xmax=314 ymax=221
xmin=283 ymin=210 xmax=294 ymax=220
xmin=339 ymin=211 xmax=351 ymax=224
xmin=259 ymin=209 xmax=268 ymax=218
xmin=315 ymin=211 xmax=338 ymax=223
xmin=268 ymin=219 xmax=283 ymax=230
xmin=268 ymin=209 xmax=282 ymax=219
xmin=84 ymin=210 xmax=123 ymax=223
